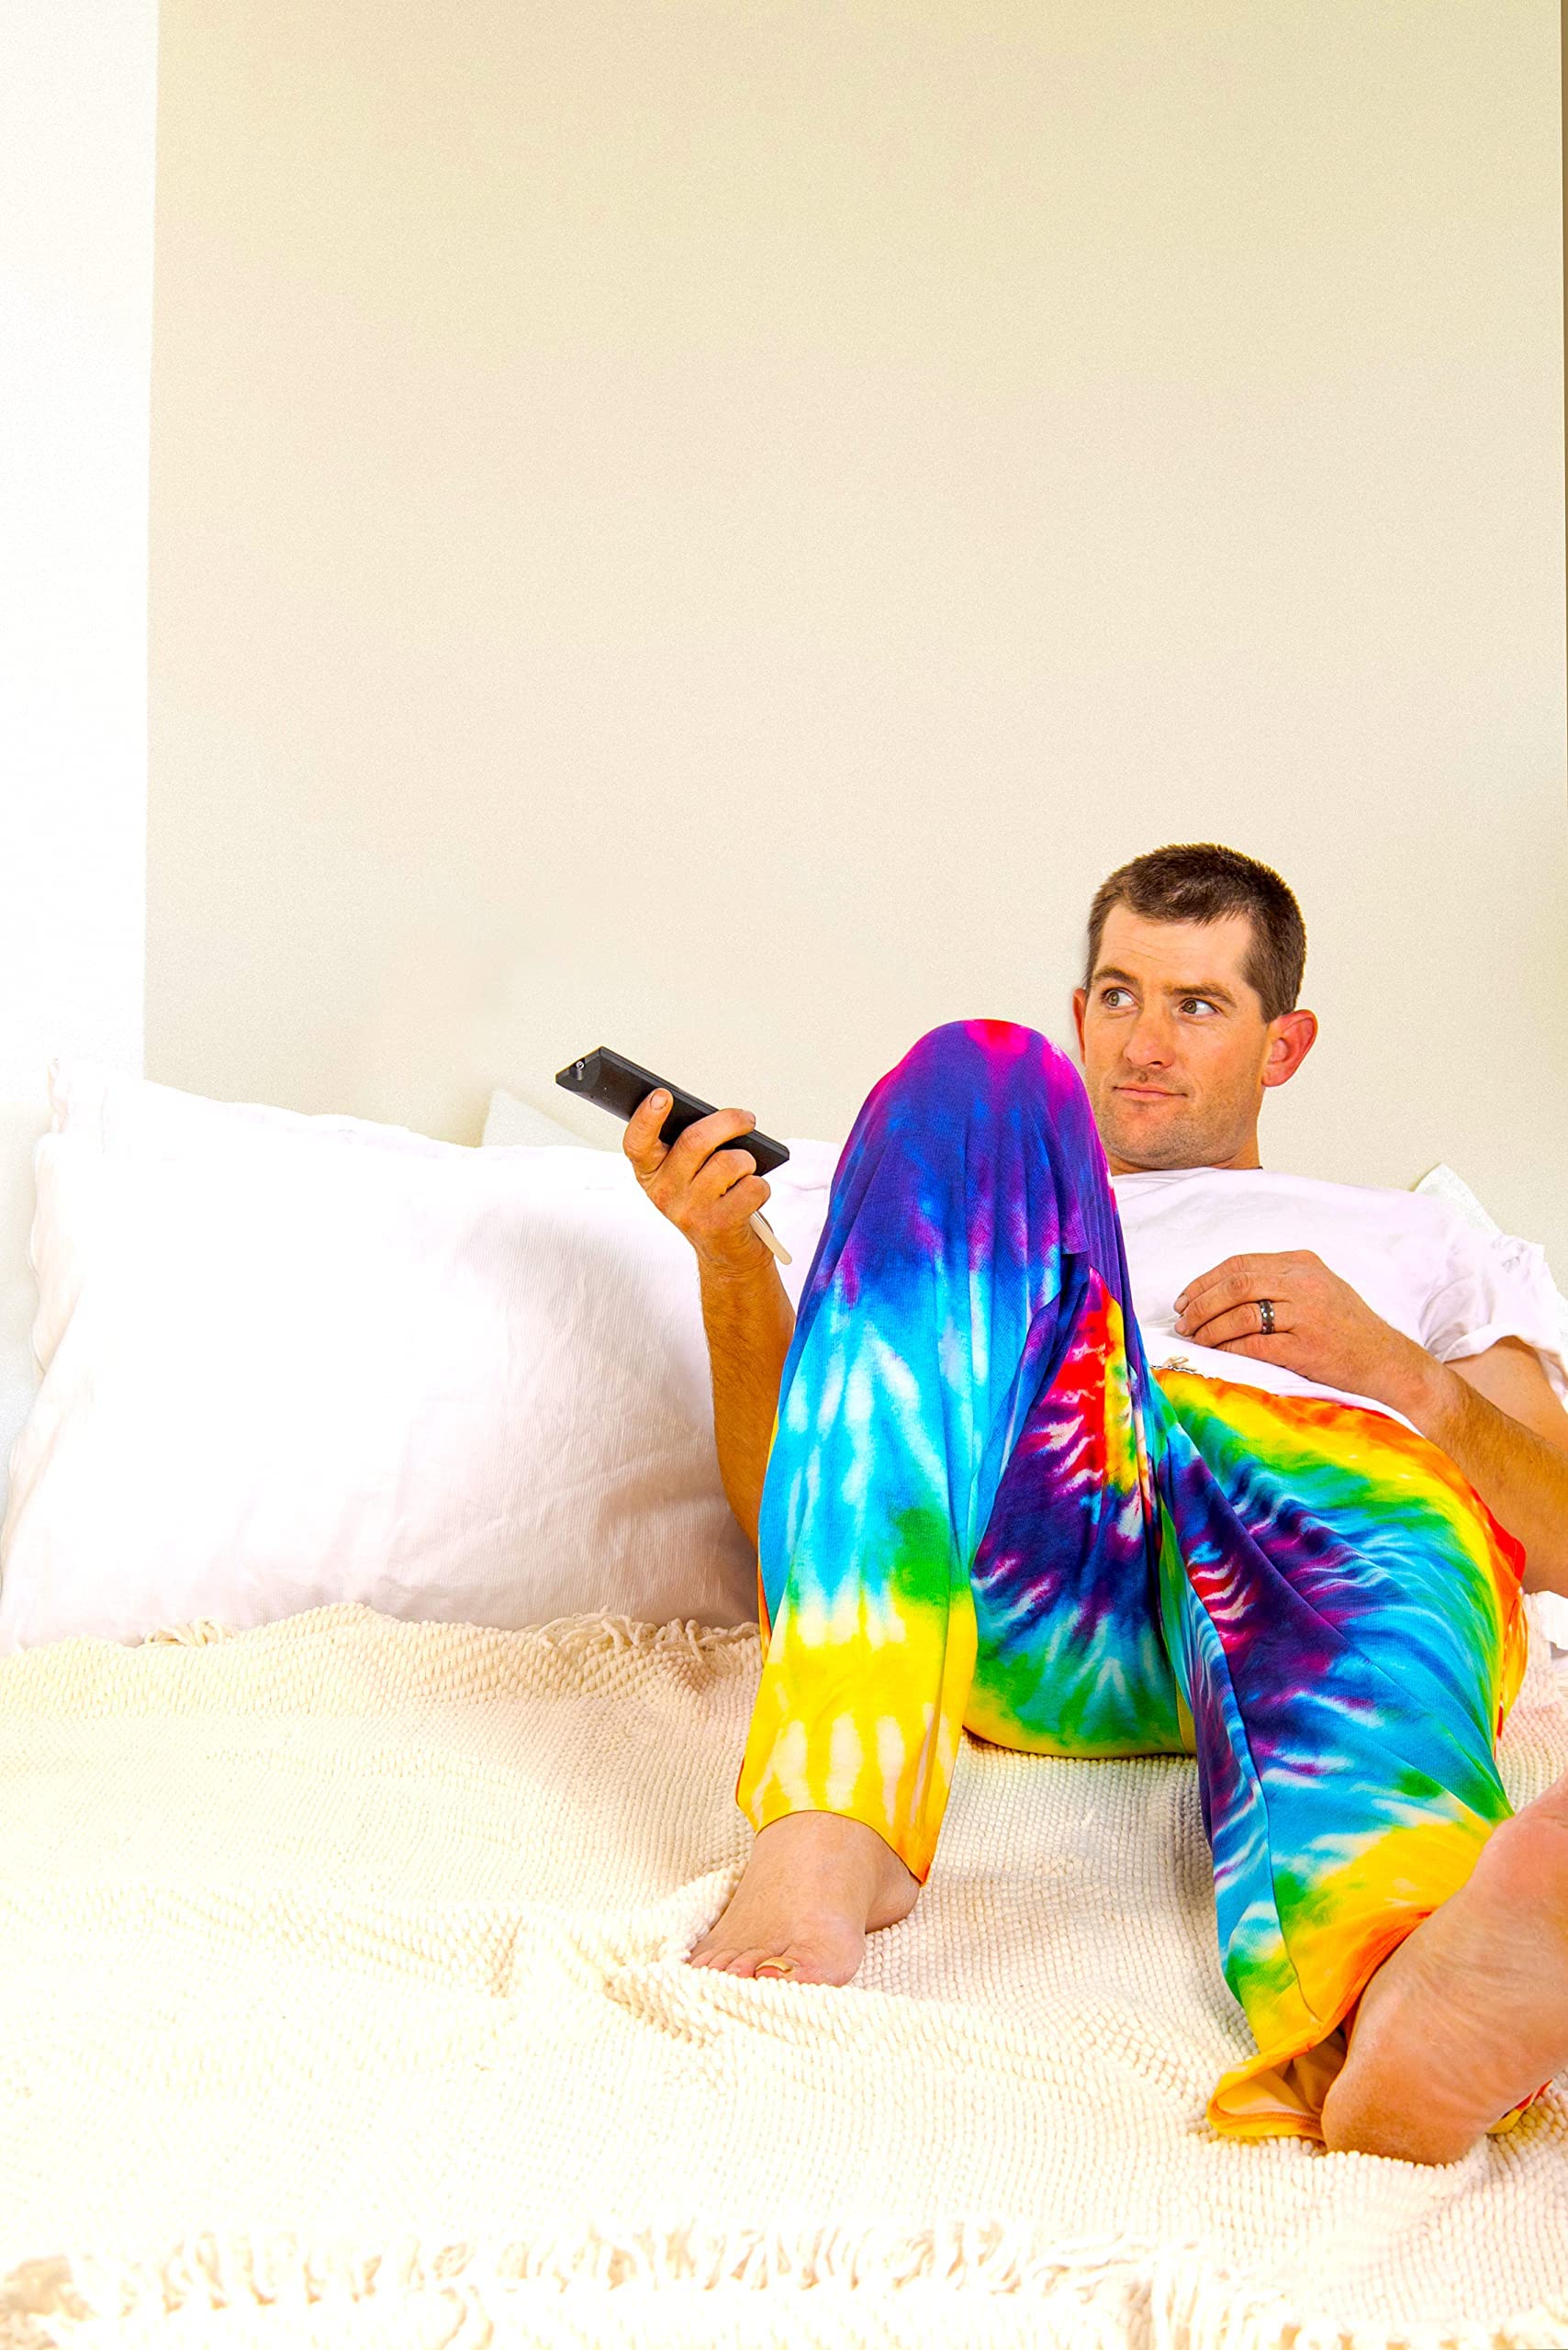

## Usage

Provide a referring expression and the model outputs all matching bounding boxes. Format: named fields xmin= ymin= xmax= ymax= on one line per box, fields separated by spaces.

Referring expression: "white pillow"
xmin=478 ymin=1126 xmax=846 ymax=1303
xmin=1413 ymin=1162 xmax=1568 ymax=1656
xmin=1413 ymin=1162 xmax=1568 ymax=1358
xmin=0 ymin=1097 xmax=51 ymax=1533
xmin=0 ymin=1060 xmax=838 ymax=1651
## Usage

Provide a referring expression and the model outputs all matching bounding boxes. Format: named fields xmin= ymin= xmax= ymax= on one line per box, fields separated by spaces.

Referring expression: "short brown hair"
xmin=1083 ymin=844 xmax=1306 ymax=1026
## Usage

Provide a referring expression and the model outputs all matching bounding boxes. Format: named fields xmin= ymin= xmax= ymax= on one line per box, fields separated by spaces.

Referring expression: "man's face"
xmin=1071 ymin=906 xmax=1298 ymax=1174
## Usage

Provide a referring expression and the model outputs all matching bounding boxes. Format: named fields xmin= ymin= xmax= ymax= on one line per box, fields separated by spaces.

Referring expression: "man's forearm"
xmin=697 ymin=1255 xmax=796 ymax=1550
xmin=1379 ymin=1340 xmax=1568 ymax=1598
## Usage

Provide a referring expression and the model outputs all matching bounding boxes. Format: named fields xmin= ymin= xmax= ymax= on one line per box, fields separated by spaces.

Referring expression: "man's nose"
xmin=1123 ymin=1011 xmax=1174 ymax=1070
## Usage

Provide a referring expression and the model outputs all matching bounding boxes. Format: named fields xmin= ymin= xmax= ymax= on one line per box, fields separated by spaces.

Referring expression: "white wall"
xmin=1 ymin=0 xmax=158 ymax=1094
xmin=0 ymin=0 xmax=159 ymax=1522
xmin=146 ymin=2 xmax=1568 ymax=1268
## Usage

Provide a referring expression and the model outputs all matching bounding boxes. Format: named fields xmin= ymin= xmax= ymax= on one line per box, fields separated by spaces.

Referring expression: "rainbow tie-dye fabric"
xmin=734 ymin=1019 xmax=1538 ymax=2140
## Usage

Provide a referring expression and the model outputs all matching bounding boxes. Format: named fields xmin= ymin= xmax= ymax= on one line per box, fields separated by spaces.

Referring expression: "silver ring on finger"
xmin=1258 ymin=1298 xmax=1275 ymax=1336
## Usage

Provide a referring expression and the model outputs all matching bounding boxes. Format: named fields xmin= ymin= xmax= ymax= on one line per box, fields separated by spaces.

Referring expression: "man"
xmin=628 ymin=842 xmax=1568 ymax=2163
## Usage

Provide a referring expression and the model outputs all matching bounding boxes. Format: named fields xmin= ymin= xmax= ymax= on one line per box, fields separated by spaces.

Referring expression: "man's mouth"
xmin=1118 ymin=1086 xmax=1178 ymax=1098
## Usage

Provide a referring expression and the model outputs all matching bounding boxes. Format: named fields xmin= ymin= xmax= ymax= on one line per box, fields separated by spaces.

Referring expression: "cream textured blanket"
xmin=1 ymin=1599 xmax=1566 ymax=2350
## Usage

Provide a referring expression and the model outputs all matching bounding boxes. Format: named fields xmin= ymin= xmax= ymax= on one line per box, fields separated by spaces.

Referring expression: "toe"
xmin=722 ymin=1948 xmax=775 ymax=1976
xmin=748 ymin=1945 xmax=815 ymax=1980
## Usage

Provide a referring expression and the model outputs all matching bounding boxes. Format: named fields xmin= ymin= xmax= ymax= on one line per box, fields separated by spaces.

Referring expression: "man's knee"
xmin=891 ymin=1019 xmax=1081 ymax=1113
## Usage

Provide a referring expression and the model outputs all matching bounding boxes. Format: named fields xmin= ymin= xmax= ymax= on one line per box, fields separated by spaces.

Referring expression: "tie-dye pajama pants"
xmin=734 ymin=1018 xmax=1537 ymax=2141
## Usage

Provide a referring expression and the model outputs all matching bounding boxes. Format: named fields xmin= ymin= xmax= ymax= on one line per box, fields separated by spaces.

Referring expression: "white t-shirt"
xmin=1109 ymin=1165 xmax=1568 ymax=1436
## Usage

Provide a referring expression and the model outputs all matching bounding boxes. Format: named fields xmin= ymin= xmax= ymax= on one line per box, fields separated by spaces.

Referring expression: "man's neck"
xmin=1106 ymin=1153 xmax=1264 ymax=1177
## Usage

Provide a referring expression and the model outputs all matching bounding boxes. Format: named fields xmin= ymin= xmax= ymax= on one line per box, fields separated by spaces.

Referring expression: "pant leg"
xmin=735 ymin=1015 xmax=1179 ymax=1888
xmin=1142 ymin=1365 xmax=1538 ymax=2139
xmin=734 ymin=1016 xmax=1541 ymax=2143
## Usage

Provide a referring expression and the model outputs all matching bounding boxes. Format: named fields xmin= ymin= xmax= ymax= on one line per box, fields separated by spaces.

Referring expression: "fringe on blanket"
xmin=4 ymin=2223 xmax=1566 ymax=2350
xmin=139 ymin=1608 xmax=764 ymax=1661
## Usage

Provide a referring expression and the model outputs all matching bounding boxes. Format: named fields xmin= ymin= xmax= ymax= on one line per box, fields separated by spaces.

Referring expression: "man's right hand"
xmin=623 ymin=1091 xmax=777 ymax=1278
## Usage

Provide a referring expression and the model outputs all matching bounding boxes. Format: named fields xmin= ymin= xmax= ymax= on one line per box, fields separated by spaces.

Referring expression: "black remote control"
xmin=554 ymin=1046 xmax=791 ymax=1176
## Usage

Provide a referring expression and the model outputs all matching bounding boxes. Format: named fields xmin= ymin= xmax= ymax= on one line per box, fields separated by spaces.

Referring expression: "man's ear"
xmin=1071 ymin=988 xmax=1088 ymax=1058
xmin=1261 ymin=1008 xmax=1318 ymax=1090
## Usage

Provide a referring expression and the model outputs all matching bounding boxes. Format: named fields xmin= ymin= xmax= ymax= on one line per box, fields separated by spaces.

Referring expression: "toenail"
xmin=756 ymin=1957 xmax=796 ymax=1976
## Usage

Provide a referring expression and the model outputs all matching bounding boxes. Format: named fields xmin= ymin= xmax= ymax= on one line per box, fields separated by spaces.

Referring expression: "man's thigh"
xmin=964 ymin=1257 xmax=1187 ymax=1760
xmin=1151 ymin=1364 xmax=1529 ymax=1781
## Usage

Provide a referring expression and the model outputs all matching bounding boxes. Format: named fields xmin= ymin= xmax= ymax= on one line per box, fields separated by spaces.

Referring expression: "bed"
xmin=0 ymin=1069 xmax=1564 ymax=2350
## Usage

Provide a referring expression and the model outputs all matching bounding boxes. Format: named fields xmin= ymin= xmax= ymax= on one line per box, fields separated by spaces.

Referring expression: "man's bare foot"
xmin=686 ymin=1809 xmax=922 ymax=1984
xmin=1320 ymin=1771 xmax=1568 ymax=2163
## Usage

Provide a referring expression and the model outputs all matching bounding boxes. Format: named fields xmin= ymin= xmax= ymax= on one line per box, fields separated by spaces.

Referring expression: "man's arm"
xmin=698 ymin=1254 xmax=796 ymax=1550
xmin=617 ymin=1083 xmax=798 ymax=1552
xmin=1171 ymin=1249 xmax=1568 ymax=1597
xmin=1377 ymin=1335 xmax=1568 ymax=1599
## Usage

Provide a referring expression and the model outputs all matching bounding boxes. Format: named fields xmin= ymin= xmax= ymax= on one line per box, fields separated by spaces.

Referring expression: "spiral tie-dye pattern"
xmin=734 ymin=1020 xmax=1539 ymax=2140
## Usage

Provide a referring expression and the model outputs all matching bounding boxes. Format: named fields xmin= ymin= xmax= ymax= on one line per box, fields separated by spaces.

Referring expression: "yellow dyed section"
xmin=1206 ymin=1807 xmax=1527 ymax=2142
xmin=1097 ymin=1290 xmax=1143 ymax=1502
xmin=735 ymin=1575 xmax=979 ymax=1886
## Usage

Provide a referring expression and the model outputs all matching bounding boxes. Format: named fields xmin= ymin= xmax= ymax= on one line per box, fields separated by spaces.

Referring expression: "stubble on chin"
xmin=1103 ymin=1103 xmax=1195 ymax=1172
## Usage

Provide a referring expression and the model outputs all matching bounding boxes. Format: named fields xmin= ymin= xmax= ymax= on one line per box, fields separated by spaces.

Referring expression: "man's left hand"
xmin=1171 ymin=1250 xmax=1417 ymax=1404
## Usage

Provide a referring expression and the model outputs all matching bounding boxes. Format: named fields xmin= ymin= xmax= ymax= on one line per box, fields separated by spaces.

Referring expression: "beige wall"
xmin=149 ymin=2 xmax=1568 ymax=1268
